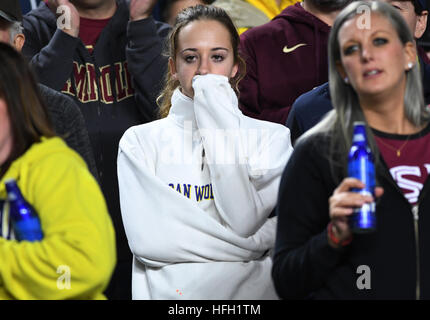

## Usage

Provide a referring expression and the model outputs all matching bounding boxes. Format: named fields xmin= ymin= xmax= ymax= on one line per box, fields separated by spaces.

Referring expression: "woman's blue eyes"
xmin=344 ymin=45 xmax=358 ymax=55
xmin=343 ymin=38 xmax=388 ymax=55
xmin=373 ymin=38 xmax=388 ymax=46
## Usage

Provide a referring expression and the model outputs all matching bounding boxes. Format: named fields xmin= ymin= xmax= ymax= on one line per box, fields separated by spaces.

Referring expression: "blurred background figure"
xmin=0 ymin=42 xmax=116 ymax=299
xmin=417 ymin=0 xmax=430 ymax=59
xmin=19 ymin=0 xmax=41 ymax=14
xmin=212 ymin=0 xmax=298 ymax=34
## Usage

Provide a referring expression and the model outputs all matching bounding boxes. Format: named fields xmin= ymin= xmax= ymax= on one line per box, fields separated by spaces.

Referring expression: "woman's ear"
xmin=404 ymin=41 xmax=416 ymax=71
xmin=230 ymin=62 xmax=239 ymax=79
xmin=335 ymin=60 xmax=347 ymax=80
xmin=13 ymin=33 xmax=25 ymax=52
xmin=414 ymin=11 xmax=428 ymax=39
xmin=169 ymin=57 xmax=177 ymax=80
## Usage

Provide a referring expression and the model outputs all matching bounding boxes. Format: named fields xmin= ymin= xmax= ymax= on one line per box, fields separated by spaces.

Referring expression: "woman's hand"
xmin=328 ymin=178 xmax=384 ymax=248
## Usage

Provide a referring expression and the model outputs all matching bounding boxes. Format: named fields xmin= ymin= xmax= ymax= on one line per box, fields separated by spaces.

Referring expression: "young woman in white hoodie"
xmin=117 ymin=4 xmax=293 ymax=300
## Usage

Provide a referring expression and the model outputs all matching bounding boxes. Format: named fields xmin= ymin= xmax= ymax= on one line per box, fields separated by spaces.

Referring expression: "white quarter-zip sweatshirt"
xmin=117 ymin=74 xmax=293 ymax=299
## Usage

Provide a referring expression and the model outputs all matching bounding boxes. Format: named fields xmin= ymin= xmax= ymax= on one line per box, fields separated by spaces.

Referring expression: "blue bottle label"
xmin=352 ymin=133 xmax=366 ymax=143
xmin=5 ymin=179 xmax=43 ymax=242
xmin=348 ymin=146 xmax=377 ymax=232
xmin=348 ymin=156 xmax=376 ymax=193
xmin=13 ymin=218 xmax=43 ymax=241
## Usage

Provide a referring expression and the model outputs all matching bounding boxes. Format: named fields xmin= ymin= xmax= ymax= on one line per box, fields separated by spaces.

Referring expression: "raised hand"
xmin=45 ymin=0 xmax=80 ymax=37
xmin=129 ymin=0 xmax=158 ymax=21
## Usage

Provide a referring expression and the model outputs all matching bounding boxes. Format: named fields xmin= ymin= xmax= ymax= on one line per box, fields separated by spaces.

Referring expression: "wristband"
xmin=327 ymin=222 xmax=353 ymax=247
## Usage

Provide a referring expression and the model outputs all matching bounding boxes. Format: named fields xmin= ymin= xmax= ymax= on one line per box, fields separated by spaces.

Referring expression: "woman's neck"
xmin=357 ymin=73 xmax=428 ymax=135
xmin=359 ymin=92 xmax=421 ymax=135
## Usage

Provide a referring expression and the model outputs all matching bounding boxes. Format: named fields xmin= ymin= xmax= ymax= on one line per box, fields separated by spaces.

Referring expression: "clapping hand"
xmin=45 ymin=0 xmax=80 ymax=37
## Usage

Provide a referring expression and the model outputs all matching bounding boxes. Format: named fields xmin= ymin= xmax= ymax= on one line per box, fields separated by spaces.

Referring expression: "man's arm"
xmin=126 ymin=18 xmax=170 ymax=121
xmin=22 ymin=1 xmax=80 ymax=90
xmin=126 ymin=0 xmax=171 ymax=121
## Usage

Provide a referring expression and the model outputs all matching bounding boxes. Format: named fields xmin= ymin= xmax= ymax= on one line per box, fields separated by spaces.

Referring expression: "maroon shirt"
xmin=239 ymin=3 xmax=331 ymax=124
xmin=374 ymin=125 xmax=430 ymax=204
xmin=79 ymin=17 xmax=111 ymax=54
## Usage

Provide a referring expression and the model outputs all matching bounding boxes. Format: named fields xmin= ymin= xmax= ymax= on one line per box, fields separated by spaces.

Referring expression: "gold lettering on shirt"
xmin=61 ymin=61 xmax=135 ymax=104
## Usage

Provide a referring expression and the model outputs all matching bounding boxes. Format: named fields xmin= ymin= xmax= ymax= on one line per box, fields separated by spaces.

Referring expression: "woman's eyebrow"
xmin=180 ymin=47 xmax=230 ymax=53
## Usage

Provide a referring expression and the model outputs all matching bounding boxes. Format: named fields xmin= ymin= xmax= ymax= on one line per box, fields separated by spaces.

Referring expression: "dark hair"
xmin=411 ymin=0 xmax=427 ymax=14
xmin=157 ymin=4 xmax=246 ymax=118
xmin=0 ymin=43 xmax=55 ymax=177
xmin=162 ymin=0 xmax=215 ymax=23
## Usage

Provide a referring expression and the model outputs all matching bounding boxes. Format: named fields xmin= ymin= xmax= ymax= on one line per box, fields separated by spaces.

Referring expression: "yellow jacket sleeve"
xmin=0 ymin=139 xmax=116 ymax=299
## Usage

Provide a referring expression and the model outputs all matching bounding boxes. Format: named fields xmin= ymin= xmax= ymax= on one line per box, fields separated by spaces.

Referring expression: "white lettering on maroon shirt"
xmin=375 ymin=126 xmax=430 ymax=205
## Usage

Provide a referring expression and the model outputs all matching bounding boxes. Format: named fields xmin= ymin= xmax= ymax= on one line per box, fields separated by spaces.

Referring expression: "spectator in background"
xmin=418 ymin=14 xmax=430 ymax=60
xmin=0 ymin=0 xmax=98 ymax=179
xmin=238 ymin=0 xmax=354 ymax=125
xmin=19 ymin=0 xmax=41 ymax=14
xmin=22 ymin=0 xmax=170 ymax=300
xmin=162 ymin=0 xmax=213 ymax=25
xmin=274 ymin=1 xmax=430 ymax=299
xmin=212 ymin=0 xmax=298 ymax=35
xmin=0 ymin=42 xmax=115 ymax=299
xmin=286 ymin=0 xmax=430 ymax=145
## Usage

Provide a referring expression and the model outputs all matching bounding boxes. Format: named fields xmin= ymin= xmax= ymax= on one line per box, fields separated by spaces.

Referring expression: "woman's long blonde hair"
xmin=157 ymin=5 xmax=246 ymax=118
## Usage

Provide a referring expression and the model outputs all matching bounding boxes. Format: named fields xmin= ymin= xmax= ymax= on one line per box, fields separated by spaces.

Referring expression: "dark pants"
xmin=104 ymin=255 xmax=132 ymax=300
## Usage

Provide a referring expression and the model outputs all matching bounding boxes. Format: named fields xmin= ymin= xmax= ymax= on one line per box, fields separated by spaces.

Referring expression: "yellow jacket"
xmin=0 ymin=137 xmax=116 ymax=300
xmin=213 ymin=0 xmax=299 ymax=34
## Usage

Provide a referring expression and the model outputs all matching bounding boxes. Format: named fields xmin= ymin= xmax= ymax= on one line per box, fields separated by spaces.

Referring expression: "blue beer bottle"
xmin=5 ymin=179 xmax=43 ymax=241
xmin=348 ymin=122 xmax=377 ymax=233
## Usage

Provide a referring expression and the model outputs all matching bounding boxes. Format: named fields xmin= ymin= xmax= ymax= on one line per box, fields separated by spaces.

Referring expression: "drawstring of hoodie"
xmin=108 ymin=1 xmax=127 ymax=118
xmin=108 ymin=39 xmax=119 ymax=116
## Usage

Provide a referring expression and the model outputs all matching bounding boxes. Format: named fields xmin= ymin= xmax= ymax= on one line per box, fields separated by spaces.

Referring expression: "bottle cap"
xmin=353 ymin=121 xmax=366 ymax=126
xmin=4 ymin=178 xmax=16 ymax=185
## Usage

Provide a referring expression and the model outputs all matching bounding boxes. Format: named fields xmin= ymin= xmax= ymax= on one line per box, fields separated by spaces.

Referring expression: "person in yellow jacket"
xmin=0 ymin=42 xmax=116 ymax=300
xmin=212 ymin=0 xmax=298 ymax=34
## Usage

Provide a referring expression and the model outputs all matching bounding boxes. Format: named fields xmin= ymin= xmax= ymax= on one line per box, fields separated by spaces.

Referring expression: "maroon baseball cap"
xmin=0 ymin=0 xmax=23 ymax=23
